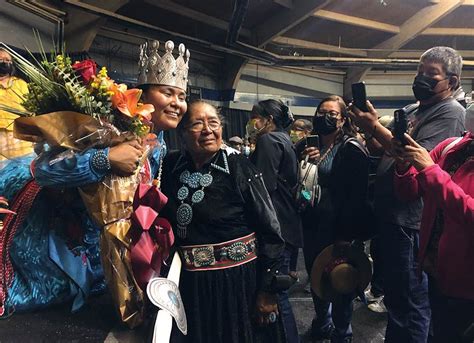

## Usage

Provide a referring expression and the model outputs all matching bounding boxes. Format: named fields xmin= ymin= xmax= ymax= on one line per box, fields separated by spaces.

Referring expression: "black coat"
xmin=297 ymin=135 xmax=372 ymax=242
xmin=161 ymin=148 xmax=285 ymax=277
xmin=251 ymin=130 xmax=304 ymax=248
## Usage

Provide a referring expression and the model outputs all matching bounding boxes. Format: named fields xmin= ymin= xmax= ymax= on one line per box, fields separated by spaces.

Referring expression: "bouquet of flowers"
xmin=0 ymin=41 xmax=172 ymax=327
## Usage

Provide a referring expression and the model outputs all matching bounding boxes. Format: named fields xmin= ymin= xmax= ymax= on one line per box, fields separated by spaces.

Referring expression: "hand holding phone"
xmin=393 ymin=109 xmax=409 ymax=145
xmin=305 ymin=135 xmax=319 ymax=148
xmin=352 ymin=82 xmax=369 ymax=112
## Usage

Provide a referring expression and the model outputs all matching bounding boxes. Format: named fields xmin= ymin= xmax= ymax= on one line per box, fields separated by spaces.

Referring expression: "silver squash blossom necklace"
xmin=176 ymin=152 xmax=229 ymax=239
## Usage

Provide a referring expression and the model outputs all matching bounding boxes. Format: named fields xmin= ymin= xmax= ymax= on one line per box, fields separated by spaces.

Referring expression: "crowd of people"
xmin=0 ymin=39 xmax=472 ymax=343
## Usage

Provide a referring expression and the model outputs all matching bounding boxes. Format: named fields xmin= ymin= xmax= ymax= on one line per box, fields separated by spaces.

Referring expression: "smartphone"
xmin=393 ymin=108 xmax=408 ymax=145
xmin=306 ymin=135 xmax=319 ymax=148
xmin=352 ymin=82 xmax=369 ymax=112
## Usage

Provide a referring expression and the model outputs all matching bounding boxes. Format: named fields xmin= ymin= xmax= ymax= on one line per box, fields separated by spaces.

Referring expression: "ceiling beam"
xmin=389 ymin=50 xmax=474 ymax=58
xmin=254 ymin=0 xmax=332 ymax=47
xmin=143 ymin=0 xmax=251 ymax=38
xmin=313 ymin=9 xmax=400 ymax=34
xmin=421 ymin=27 xmax=474 ymax=36
xmin=274 ymin=0 xmax=293 ymax=9
xmin=64 ymin=0 xmax=129 ymax=52
xmin=369 ymin=0 xmax=462 ymax=57
xmin=221 ymin=55 xmax=247 ymax=92
xmin=96 ymin=27 xmax=223 ymax=64
xmin=273 ymin=36 xmax=368 ymax=57
xmin=273 ymin=37 xmax=474 ymax=59
xmin=344 ymin=0 xmax=462 ymax=99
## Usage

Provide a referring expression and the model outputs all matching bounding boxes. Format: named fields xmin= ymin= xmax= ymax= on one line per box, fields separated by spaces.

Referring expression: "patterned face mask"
xmin=245 ymin=119 xmax=261 ymax=139
xmin=290 ymin=130 xmax=305 ymax=143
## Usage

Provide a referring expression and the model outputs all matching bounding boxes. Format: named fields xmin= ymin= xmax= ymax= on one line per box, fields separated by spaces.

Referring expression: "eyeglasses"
xmin=316 ymin=110 xmax=340 ymax=118
xmin=186 ymin=120 xmax=222 ymax=132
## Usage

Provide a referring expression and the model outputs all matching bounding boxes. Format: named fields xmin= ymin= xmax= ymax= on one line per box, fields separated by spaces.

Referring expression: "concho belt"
xmin=180 ymin=232 xmax=257 ymax=271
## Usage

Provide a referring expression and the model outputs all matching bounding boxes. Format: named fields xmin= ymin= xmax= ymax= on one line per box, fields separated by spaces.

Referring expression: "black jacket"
xmin=297 ymin=135 xmax=372 ymax=241
xmin=251 ymin=130 xmax=304 ymax=248
xmin=161 ymin=148 xmax=285 ymax=284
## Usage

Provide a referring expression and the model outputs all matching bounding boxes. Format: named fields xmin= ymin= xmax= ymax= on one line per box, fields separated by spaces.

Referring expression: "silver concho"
xmin=191 ymin=190 xmax=204 ymax=204
xmin=199 ymin=173 xmax=213 ymax=187
xmin=177 ymin=203 xmax=193 ymax=226
xmin=180 ymin=170 xmax=190 ymax=183
xmin=177 ymin=186 xmax=189 ymax=201
xmin=192 ymin=246 xmax=215 ymax=267
xmin=187 ymin=172 xmax=202 ymax=189
xmin=147 ymin=278 xmax=187 ymax=335
xmin=227 ymin=242 xmax=248 ymax=261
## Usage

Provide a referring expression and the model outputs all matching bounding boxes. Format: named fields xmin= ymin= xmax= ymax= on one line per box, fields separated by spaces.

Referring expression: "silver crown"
xmin=137 ymin=40 xmax=190 ymax=90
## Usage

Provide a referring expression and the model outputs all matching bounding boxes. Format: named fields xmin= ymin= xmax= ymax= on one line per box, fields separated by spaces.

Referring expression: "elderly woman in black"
xmin=298 ymin=95 xmax=370 ymax=343
xmin=247 ymin=99 xmax=303 ymax=343
xmin=161 ymin=100 xmax=285 ymax=343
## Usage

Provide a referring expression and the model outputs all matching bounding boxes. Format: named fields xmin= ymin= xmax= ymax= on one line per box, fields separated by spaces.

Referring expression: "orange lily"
xmin=111 ymin=86 xmax=154 ymax=121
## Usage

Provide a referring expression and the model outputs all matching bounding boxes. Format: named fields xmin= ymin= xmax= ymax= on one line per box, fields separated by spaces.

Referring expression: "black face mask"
xmin=0 ymin=62 xmax=13 ymax=76
xmin=412 ymin=74 xmax=446 ymax=101
xmin=313 ymin=114 xmax=338 ymax=135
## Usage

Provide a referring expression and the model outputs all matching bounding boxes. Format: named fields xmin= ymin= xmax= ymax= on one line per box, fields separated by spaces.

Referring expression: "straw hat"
xmin=311 ymin=242 xmax=372 ymax=302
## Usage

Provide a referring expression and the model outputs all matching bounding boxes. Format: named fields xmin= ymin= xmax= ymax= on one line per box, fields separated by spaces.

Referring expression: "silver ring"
xmin=268 ymin=311 xmax=277 ymax=323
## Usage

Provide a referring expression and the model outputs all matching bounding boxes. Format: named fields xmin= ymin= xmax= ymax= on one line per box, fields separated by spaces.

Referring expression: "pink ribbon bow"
xmin=130 ymin=184 xmax=174 ymax=291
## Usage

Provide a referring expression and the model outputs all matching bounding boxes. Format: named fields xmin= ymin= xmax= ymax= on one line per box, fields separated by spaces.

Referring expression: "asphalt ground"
xmin=0 ymin=251 xmax=387 ymax=342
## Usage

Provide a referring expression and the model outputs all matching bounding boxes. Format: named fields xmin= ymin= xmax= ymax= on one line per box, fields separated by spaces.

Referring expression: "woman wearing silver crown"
xmin=0 ymin=39 xmax=190 ymax=327
xmin=161 ymin=100 xmax=286 ymax=343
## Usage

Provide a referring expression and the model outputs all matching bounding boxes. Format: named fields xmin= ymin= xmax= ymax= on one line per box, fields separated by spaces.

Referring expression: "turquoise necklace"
xmin=175 ymin=152 xmax=229 ymax=239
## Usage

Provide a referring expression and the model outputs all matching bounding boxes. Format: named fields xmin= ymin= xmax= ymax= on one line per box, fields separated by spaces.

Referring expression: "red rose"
xmin=72 ymin=59 xmax=97 ymax=84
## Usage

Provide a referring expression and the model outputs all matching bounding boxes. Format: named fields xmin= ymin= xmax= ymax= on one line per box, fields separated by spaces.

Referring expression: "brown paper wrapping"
xmin=79 ymin=173 xmax=147 ymax=328
xmin=79 ymin=175 xmax=139 ymax=229
xmin=100 ymin=220 xmax=145 ymax=328
xmin=13 ymin=112 xmax=147 ymax=327
xmin=13 ymin=111 xmax=136 ymax=150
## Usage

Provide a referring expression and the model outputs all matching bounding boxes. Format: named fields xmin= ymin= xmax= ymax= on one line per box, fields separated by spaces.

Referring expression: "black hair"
xmin=136 ymin=84 xmax=156 ymax=97
xmin=252 ymin=99 xmax=294 ymax=129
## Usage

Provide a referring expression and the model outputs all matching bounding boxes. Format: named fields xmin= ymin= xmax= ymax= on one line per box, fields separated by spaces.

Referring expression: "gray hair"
xmin=177 ymin=100 xmax=224 ymax=136
xmin=292 ymin=119 xmax=313 ymax=132
xmin=420 ymin=46 xmax=462 ymax=77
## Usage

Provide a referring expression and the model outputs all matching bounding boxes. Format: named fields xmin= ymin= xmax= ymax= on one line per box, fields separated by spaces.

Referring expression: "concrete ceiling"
xmin=3 ymin=0 xmax=474 ymax=96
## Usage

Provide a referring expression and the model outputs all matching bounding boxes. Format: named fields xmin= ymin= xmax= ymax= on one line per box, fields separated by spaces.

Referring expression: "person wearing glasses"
xmin=298 ymin=95 xmax=370 ymax=343
xmin=161 ymin=100 xmax=286 ymax=342
xmin=350 ymin=47 xmax=466 ymax=342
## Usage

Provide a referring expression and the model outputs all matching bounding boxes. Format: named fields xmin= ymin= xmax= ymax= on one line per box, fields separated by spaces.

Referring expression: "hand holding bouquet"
xmin=0 ymin=41 xmax=173 ymax=327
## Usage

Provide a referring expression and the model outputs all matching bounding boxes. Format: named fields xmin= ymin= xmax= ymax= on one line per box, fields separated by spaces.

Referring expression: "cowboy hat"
xmin=311 ymin=242 xmax=372 ymax=302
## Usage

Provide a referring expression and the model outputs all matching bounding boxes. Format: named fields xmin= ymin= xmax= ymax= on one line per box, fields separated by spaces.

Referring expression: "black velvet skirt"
xmin=171 ymin=260 xmax=285 ymax=343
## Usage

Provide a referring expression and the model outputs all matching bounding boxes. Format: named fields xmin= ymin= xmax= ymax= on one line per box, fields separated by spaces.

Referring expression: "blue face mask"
xmin=243 ymin=146 xmax=251 ymax=156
